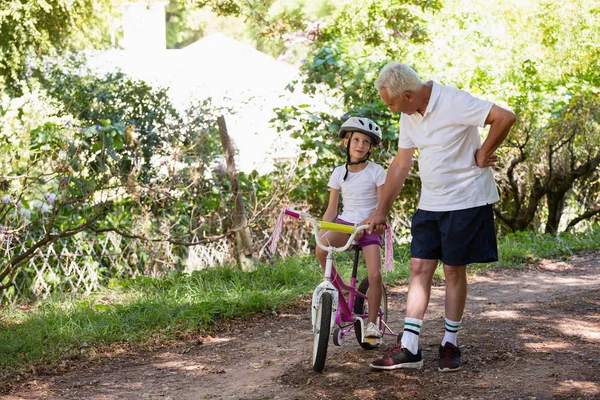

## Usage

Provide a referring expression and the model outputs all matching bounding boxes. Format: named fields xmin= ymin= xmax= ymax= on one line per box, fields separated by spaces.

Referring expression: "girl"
xmin=316 ymin=117 xmax=387 ymax=340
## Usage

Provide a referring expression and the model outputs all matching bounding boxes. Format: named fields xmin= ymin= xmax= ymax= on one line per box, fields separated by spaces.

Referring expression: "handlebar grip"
xmin=284 ymin=209 xmax=301 ymax=219
xmin=318 ymin=221 xmax=356 ymax=234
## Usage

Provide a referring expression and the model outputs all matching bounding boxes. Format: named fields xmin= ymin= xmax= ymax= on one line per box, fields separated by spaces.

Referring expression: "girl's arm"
xmin=322 ymin=188 xmax=340 ymax=223
xmin=376 ymin=183 xmax=385 ymax=207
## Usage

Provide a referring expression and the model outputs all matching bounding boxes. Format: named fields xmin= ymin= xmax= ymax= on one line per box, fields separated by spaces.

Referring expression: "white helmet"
xmin=338 ymin=117 xmax=382 ymax=146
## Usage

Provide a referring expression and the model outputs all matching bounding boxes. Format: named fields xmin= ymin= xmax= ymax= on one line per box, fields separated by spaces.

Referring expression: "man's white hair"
xmin=374 ymin=62 xmax=424 ymax=99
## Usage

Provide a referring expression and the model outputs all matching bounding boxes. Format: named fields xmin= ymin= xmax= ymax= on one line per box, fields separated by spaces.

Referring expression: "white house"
xmin=85 ymin=1 xmax=304 ymax=174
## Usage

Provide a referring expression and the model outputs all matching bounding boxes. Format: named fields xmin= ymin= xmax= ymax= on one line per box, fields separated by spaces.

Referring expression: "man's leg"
xmin=406 ymin=258 xmax=439 ymax=319
xmin=401 ymin=258 xmax=438 ymax=353
xmin=443 ymin=264 xmax=467 ymax=323
xmin=370 ymin=257 xmax=437 ymax=370
xmin=439 ymin=263 xmax=467 ymax=372
xmin=370 ymin=209 xmax=441 ymax=371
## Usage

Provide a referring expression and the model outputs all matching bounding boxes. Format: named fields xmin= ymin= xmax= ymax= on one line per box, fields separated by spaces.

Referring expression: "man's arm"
xmin=364 ymin=147 xmax=414 ymax=232
xmin=475 ymin=104 xmax=516 ymax=168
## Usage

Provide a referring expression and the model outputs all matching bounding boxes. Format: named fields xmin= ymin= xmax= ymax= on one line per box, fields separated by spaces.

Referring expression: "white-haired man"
xmin=365 ymin=62 xmax=516 ymax=372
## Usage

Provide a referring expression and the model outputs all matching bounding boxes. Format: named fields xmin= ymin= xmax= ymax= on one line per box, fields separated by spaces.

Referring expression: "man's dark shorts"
xmin=410 ymin=204 xmax=498 ymax=266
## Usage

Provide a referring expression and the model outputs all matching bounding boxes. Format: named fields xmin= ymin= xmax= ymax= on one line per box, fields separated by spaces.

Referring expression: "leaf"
xmin=84 ymin=127 xmax=96 ymax=138
xmin=108 ymin=148 xmax=119 ymax=161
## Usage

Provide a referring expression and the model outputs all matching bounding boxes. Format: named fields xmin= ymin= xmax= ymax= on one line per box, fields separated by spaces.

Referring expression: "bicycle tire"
xmin=353 ymin=277 xmax=388 ymax=350
xmin=312 ymin=291 xmax=333 ymax=372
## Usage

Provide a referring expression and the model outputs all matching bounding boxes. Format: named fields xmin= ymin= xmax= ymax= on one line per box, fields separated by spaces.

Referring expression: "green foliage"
xmin=1 ymin=67 xmax=236 ymax=296
xmin=1 ymin=61 xmax=302 ymax=297
xmin=269 ymin=0 xmax=438 ymax=217
xmin=38 ymin=64 xmax=180 ymax=184
xmin=166 ymin=0 xmax=207 ymax=49
xmin=0 ymin=0 xmax=118 ymax=94
xmin=167 ymin=0 xmax=337 ymax=60
xmin=494 ymin=63 xmax=600 ymax=233
xmin=489 ymin=225 xmax=600 ymax=269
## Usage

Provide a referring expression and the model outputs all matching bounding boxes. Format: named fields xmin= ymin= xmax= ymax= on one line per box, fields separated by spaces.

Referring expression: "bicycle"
xmin=278 ymin=209 xmax=397 ymax=372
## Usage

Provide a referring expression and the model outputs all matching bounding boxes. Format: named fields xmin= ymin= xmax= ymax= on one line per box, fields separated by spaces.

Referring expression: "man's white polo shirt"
xmin=399 ymin=81 xmax=499 ymax=212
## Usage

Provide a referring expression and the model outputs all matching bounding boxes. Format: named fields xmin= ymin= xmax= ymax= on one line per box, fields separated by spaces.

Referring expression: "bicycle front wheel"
xmin=312 ymin=291 xmax=333 ymax=372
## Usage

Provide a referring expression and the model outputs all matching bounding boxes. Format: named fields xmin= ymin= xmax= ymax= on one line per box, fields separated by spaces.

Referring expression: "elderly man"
xmin=365 ymin=62 xmax=516 ymax=372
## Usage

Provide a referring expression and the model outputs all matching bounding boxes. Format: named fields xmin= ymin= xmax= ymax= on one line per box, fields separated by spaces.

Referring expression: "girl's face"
xmin=344 ymin=131 xmax=373 ymax=161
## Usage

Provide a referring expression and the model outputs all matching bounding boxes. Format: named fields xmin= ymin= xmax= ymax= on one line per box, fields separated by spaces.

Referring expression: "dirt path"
xmin=3 ymin=252 xmax=600 ymax=400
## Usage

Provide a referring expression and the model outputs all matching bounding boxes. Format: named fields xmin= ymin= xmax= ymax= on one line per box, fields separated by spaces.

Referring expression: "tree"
xmin=399 ymin=0 xmax=600 ymax=233
xmin=494 ymin=68 xmax=600 ymax=233
xmin=0 ymin=93 xmax=137 ymax=291
xmin=0 ymin=0 xmax=118 ymax=95
xmin=271 ymin=0 xmax=440 ymax=222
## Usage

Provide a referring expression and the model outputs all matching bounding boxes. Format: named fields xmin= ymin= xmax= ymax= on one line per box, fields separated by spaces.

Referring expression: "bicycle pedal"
xmin=363 ymin=337 xmax=382 ymax=344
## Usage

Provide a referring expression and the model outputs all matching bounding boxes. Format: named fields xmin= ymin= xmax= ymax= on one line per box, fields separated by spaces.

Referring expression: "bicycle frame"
xmin=329 ymin=247 xmax=368 ymax=322
xmin=283 ymin=209 xmax=369 ymax=333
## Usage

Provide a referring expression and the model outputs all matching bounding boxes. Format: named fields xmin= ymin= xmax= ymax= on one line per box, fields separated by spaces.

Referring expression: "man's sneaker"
xmin=364 ymin=322 xmax=383 ymax=339
xmin=438 ymin=342 xmax=462 ymax=372
xmin=369 ymin=344 xmax=423 ymax=370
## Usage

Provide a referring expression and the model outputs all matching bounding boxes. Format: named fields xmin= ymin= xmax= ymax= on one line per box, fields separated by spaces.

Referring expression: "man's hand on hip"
xmin=475 ymin=149 xmax=498 ymax=168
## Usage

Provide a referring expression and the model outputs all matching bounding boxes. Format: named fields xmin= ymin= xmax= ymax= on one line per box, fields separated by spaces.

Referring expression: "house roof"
xmin=84 ymin=32 xmax=303 ymax=173
xmin=169 ymin=32 xmax=299 ymax=107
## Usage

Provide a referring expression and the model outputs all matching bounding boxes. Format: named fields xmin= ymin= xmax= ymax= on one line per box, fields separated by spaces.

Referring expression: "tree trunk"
xmin=545 ymin=191 xmax=565 ymax=235
xmin=217 ymin=115 xmax=254 ymax=271
xmin=544 ymin=153 xmax=600 ymax=234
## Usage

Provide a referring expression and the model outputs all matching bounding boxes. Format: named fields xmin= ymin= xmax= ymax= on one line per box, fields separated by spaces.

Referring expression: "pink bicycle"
xmin=280 ymin=209 xmax=397 ymax=372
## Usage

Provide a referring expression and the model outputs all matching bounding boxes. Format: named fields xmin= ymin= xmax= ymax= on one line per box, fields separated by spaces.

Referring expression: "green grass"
xmin=1 ymin=225 xmax=599 ymax=377
xmin=0 ymin=256 xmax=322 ymax=373
xmin=472 ymin=226 xmax=600 ymax=271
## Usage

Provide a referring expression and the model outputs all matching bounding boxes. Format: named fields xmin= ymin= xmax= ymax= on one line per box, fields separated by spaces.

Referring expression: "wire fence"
xmin=0 ymin=211 xmax=407 ymax=305
xmin=0 ymin=231 xmax=239 ymax=305
xmin=0 ymin=223 xmax=313 ymax=305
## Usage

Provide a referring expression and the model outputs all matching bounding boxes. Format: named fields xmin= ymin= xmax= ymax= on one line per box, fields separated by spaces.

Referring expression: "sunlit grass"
xmin=471 ymin=226 xmax=600 ymax=271
xmin=1 ymin=225 xmax=598 ymax=378
xmin=0 ymin=256 xmax=322 ymax=373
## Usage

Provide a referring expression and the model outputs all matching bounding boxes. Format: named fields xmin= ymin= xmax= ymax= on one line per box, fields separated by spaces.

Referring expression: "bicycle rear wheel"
xmin=353 ymin=277 xmax=388 ymax=350
xmin=312 ymin=291 xmax=333 ymax=372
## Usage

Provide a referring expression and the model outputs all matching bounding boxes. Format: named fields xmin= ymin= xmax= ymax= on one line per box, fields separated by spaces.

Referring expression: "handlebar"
xmin=271 ymin=208 xmax=394 ymax=272
xmin=284 ymin=209 xmax=370 ymax=253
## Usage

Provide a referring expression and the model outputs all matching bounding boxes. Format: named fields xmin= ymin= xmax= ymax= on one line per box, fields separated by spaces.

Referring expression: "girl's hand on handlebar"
xmin=355 ymin=230 xmax=365 ymax=241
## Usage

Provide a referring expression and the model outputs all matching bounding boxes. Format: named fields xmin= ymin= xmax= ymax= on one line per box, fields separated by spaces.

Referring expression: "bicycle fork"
xmin=312 ymin=253 xmax=339 ymax=333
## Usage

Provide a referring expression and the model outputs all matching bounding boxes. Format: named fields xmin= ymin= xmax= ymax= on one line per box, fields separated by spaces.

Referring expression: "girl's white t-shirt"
xmin=399 ymin=81 xmax=498 ymax=211
xmin=328 ymin=161 xmax=387 ymax=223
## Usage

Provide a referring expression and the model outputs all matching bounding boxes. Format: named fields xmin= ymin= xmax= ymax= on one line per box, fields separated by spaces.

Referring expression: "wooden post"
xmin=217 ymin=115 xmax=254 ymax=270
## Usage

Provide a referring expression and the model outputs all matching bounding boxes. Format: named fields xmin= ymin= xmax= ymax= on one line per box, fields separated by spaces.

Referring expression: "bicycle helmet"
xmin=338 ymin=117 xmax=382 ymax=181
xmin=338 ymin=117 xmax=382 ymax=146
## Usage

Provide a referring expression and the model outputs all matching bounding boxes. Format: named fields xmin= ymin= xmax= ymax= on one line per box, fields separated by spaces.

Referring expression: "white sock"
xmin=400 ymin=317 xmax=422 ymax=354
xmin=441 ymin=318 xmax=461 ymax=346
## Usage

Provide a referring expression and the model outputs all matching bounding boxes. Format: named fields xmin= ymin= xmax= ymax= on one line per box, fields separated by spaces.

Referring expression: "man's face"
xmin=379 ymin=88 xmax=416 ymax=115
